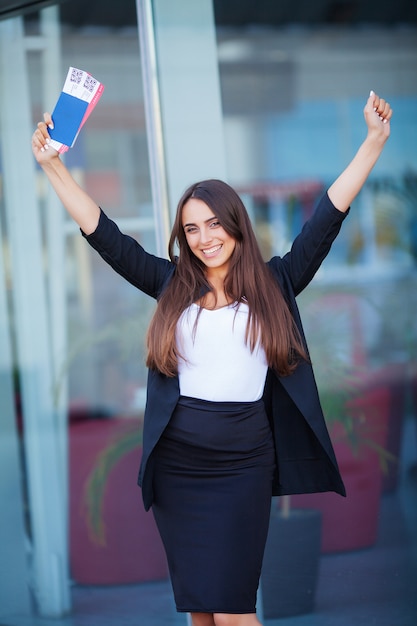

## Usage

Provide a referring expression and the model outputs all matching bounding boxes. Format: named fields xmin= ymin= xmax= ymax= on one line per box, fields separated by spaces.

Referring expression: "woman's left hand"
xmin=364 ymin=90 xmax=393 ymax=142
xmin=327 ymin=91 xmax=394 ymax=212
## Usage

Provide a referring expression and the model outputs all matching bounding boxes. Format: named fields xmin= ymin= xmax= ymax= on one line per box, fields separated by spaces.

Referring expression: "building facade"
xmin=1 ymin=0 xmax=416 ymax=622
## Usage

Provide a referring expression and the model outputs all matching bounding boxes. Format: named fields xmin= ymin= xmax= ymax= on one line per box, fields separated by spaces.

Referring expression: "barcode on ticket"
xmin=83 ymin=75 xmax=98 ymax=93
xmin=70 ymin=68 xmax=83 ymax=85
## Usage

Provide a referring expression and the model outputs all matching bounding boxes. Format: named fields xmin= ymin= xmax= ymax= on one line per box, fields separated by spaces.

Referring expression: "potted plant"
xmin=69 ymin=416 xmax=169 ymax=585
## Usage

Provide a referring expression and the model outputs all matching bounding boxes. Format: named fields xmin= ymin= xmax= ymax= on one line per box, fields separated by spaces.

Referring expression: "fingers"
xmin=368 ymin=90 xmax=393 ymax=124
xmin=379 ymin=102 xmax=393 ymax=123
xmin=44 ymin=111 xmax=54 ymax=130
xmin=32 ymin=124 xmax=50 ymax=152
xmin=32 ymin=112 xmax=54 ymax=154
xmin=374 ymin=98 xmax=391 ymax=123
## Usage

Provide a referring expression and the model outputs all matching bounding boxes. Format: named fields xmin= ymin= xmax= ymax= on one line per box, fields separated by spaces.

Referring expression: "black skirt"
xmin=151 ymin=395 xmax=275 ymax=614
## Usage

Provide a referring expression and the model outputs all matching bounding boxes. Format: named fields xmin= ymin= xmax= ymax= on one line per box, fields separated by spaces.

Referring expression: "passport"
xmin=48 ymin=66 xmax=104 ymax=153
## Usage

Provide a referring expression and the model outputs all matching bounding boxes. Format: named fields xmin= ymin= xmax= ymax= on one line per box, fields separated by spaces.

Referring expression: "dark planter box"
xmin=293 ymin=386 xmax=390 ymax=553
xmin=69 ymin=417 xmax=168 ymax=584
xmin=261 ymin=508 xmax=322 ymax=619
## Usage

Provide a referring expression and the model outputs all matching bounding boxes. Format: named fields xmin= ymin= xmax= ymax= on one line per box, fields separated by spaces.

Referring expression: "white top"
xmin=176 ymin=302 xmax=268 ymax=402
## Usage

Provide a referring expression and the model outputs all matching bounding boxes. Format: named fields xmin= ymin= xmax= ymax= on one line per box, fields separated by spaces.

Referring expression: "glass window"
xmin=24 ymin=1 xmax=155 ymax=418
xmin=215 ymin=10 xmax=417 ymax=625
xmin=1 ymin=1 xmax=168 ymax=617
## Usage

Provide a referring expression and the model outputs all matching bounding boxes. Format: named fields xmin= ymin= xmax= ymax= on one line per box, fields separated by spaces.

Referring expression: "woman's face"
xmin=182 ymin=197 xmax=236 ymax=277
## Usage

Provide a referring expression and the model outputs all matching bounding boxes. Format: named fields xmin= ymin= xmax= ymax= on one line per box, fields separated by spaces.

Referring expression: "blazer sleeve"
xmin=269 ymin=192 xmax=349 ymax=296
xmin=81 ymin=209 xmax=175 ymax=299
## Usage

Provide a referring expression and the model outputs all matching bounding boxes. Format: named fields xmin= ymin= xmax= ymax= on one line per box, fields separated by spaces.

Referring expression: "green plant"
xmin=83 ymin=423 xmax=143 ymax=546
xmin=301 ymin=288 xmax=395 ymax=472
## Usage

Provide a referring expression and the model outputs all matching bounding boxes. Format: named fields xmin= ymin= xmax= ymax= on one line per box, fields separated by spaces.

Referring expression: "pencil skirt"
xmin=151 ymin=395 xmax=275 ymax=614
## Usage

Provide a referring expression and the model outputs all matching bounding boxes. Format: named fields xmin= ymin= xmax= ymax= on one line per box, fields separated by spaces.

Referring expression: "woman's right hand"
xmin=31 ymin=112 xmax=59 ymax=165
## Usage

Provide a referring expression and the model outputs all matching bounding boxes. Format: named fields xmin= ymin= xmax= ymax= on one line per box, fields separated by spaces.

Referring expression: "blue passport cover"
xmin=49 ymin=92 xmax=89 ymax=147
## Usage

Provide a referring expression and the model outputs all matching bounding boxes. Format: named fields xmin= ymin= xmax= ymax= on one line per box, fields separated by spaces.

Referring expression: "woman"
xmin=32 ymin=91 xmax=392 ymax=626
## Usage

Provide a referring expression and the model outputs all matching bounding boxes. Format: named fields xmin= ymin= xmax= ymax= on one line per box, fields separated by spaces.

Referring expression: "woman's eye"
xmin=185 ymin=226 xmax=197 ymax=234
xmin=210 ymin=221 xmax=220 ymax=228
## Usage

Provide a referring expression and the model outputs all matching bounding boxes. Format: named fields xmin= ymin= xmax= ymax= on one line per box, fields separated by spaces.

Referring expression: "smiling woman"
xmin=146 ymin=178 xmax=309 ymax=378
xmin=32 ymin=87 xmax=392 ymax=625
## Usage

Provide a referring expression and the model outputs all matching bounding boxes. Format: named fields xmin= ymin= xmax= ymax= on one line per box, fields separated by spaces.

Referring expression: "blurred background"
xmin=0 ymin=0 xmax=416 ymax=625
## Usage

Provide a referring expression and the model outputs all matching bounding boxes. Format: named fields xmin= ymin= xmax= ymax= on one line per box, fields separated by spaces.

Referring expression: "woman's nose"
xmin=199 ymin=228 xmax=213 ymax=244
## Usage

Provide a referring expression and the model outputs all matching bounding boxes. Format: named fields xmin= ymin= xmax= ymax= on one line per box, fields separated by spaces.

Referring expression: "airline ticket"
xmin=48 ymin=66 xmax=105 ymax=153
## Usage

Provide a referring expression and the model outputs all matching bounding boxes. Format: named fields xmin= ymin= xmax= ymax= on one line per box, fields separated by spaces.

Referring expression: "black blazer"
xmin=84 ymin=192 xmax=347 ymax=511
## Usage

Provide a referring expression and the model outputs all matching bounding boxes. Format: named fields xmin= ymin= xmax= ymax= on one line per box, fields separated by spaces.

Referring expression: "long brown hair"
xmin=146 ymin=179 xmax=308 ymax=377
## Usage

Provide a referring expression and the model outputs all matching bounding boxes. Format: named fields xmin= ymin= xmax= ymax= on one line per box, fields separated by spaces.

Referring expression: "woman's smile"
xmin=202 ymin=243 xmax=222 ymax=257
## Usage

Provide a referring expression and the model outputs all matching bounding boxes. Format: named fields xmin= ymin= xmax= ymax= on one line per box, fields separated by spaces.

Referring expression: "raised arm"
xmin=327 ymin=91 xmax=393 ymax=213
xmin=31 ymin=112 xmax=100 ymax=234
